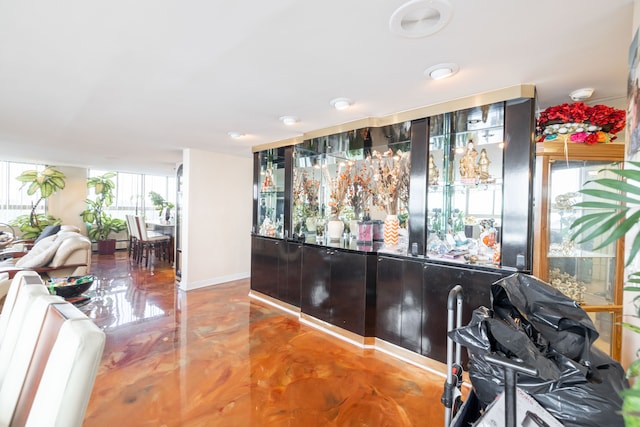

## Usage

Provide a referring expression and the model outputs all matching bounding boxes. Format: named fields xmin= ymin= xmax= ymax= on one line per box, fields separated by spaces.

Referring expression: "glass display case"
xmin=426 ymin=102 xmax=506 ymax=267
xmin=533 ymin=141 xmax=624 ymax=360
xmin=292 ymin=123 xmax=411 ymax=249
xmin=256 ymin=147 xmax=286 ymax=238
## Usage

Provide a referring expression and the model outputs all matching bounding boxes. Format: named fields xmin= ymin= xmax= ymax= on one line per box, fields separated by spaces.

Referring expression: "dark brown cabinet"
xmin=251 ymin=87 xmax=537 ymax=365
xmin=421 ymin=262 xmax=505 ymax=362
xmin=301 ymin=245 xmax=376 ymax=336
xmin=376 ymin=256 xmax=424 ymax=353
xmin=376 ymin=255 xmax=507 ymax=363
xmin=250 ymin=236 xmax=301 ymax=307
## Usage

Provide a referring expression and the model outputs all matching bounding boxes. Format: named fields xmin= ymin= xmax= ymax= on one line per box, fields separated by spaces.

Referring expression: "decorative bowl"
xmin=48 ymin=275 xmax=95 ymax=298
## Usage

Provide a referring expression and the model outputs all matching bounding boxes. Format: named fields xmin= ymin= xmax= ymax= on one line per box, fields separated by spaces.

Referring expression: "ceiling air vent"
xmin=389 ymin=0 xmax=454 ymax=38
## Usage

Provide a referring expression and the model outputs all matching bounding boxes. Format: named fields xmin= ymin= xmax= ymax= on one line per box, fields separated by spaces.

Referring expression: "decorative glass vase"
xmin=384 ymin=214 xmax=399 ymax=247
xmin=305 ymin=217 xmax=317 ymax=234
xmin=327 ymin=219 xmax=344 ymax=241
xmin=350 ymin=219 xmax=359 ymax=237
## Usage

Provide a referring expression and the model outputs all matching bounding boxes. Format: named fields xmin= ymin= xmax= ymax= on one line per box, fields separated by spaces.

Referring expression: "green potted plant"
xmin=11 ymin=166 xmax=66 ymax=238
xmin=80 ymin=172 xmax=127 ymax=255
xmin=148 ymin=191 xmax=174 ymax=221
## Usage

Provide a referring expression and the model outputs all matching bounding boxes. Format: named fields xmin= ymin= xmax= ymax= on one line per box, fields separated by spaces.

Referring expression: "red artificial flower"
xmin=585 ymin=133 xmax=599 ymax=145
xmin=536 ymin=102 xmax=626 ymax=143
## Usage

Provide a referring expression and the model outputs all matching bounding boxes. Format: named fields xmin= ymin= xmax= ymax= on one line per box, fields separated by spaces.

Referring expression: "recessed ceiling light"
xmin=279 ymin=116 xmax=299 ymax=126
xmin=228 ymin=131 xmax=244 ymax=139
xmin=330 ymin=97 xmax=353 ymax=110
xmin=389 ymin=0 xmax=454 ymax=38
xmin=424 ymin=63 xmax=459 ymax=80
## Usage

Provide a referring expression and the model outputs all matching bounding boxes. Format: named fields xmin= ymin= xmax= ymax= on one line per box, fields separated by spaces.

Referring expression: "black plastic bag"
xmin=450 ymin=273 xmax=628 ymax=427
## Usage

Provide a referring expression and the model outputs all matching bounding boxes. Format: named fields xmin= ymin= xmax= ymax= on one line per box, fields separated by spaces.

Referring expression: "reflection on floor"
xmin=82 ymin=252 xmax=447 ymax=426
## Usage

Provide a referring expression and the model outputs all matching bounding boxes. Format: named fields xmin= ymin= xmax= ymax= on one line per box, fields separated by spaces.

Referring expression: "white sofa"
xmin=0 ymin=230 xmax=91 ymax=300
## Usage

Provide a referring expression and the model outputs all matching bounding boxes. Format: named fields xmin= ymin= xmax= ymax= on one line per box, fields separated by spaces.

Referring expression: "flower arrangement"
xmin=370 ymin=149 xmax=410 ymax=215
xmin=536 ymin=102 xmax=626 ymax=145
xmin=325 ymin=163 xmax=352 ymax=218
xmin=293 ymin=169 xmax=320 ymax=217
xmin=348 ymin=161 xmax=374 ymax=219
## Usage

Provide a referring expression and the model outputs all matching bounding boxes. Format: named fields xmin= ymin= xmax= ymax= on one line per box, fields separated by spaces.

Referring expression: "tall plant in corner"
xmin=80 ymin=172 xmax=126 ymax=253
xmin=569 ymin=161 xmax=640 ymax=425
xmin=13 ymin=166 xmax=66 ymax=238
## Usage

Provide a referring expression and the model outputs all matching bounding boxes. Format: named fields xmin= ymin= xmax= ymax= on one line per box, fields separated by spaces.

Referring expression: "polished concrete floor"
xmin=82 ymin=252 xmax=448 ymax=426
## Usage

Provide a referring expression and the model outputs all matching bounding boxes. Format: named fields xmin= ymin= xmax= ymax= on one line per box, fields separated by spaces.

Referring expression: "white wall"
xmin=179 ymin=148 xmax=252 ymax=290
xmin=47 ymin=166 xmax=88 ymax=235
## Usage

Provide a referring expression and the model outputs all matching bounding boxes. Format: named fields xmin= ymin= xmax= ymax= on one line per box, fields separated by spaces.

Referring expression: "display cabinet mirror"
xmin=292 ymin=122 xmax=411 ymax=250
xmin=256 ymin=147 xmax=286 ymax=238
xmin=426 ymin=101 xmax=506 ymax=267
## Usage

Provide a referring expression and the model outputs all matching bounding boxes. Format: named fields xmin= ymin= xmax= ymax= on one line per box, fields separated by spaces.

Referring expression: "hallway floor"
xmin=82 ymin=252 xmax=447 ymax=426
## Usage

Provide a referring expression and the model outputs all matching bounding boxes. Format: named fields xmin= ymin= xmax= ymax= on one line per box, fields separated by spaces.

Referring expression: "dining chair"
xmin=134 ymin=216 xmax=171 ymax=270
xmin=125 ymin=214 xmax=140 ymax=261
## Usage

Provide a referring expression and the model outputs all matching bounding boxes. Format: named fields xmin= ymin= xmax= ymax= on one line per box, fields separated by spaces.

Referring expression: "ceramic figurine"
xmin=459 ymin=140 xmax=478 ymax=180
xmin=428 ymin=154 xmax=439 ymax=185
xmin=477 ymin=148 xmax=491 ymax=182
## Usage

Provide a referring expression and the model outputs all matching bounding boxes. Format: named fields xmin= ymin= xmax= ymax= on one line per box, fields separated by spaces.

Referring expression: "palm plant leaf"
xmin=574 ymin=200 xmax=629 ymax=210
xmin=579 ymin=188 xmax=640 ymax=205
xmin=628 ymin=230 xmax=640 ymax=268
xmin=570 ymin=211 xmax=619 ymax=232
xmin=598 ymin=210 xmax=640 ymax=249
xmin=609 ymin=165 xmax=640 ymax=181
xmin=589 ymin=178 xmax=640 ymax=196
xmin=623 ymin=322 xmax=640 ymax=335
xmin=570 ymin=210 xmax=626 ymax=245
xmin=627 ymin=357 xmax=640 ymax=379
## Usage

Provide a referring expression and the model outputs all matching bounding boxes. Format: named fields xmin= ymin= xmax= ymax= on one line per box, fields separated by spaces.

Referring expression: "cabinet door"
xmin=255 ymin=148 xmax=286 ymax=238
xmin=422 ymin=263 xmax=498 ymax=362
xmin=401 ymin=259 xmax=424 ymax=353
xmin=544 ymin=160 xmax=620 ymax=306
xmin=425 ymin=99 xmax=534 ymax=270
xmin=376 ymin=256 xmax=404 ymax=346
xmin=275 ymin=240 xmax=288 ymax=301
xmin=300 ymin=246 xmax=332 ymax=322
xmin=331 ymin=250 xmax=367 ymax=335
xmin=285 ymin=242 xmax=302 ymax=307
xmin=427 ymin=103 xmax=505 ymax=268
xmin=250 ymin=237 xmax=279 ymax=297
xmin=534 ymin=154 xmax=624 ymax=359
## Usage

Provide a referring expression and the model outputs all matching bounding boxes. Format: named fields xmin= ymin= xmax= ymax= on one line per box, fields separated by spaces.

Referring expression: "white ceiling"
xmin=0 ymin=0 xmax=634 ymax=176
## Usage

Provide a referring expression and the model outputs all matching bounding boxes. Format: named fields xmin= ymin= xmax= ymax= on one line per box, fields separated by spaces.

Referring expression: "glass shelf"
xmin=426 ymin=102 xmax=505 ymax=267
xmin=257 ymin=148 xmax=285 ymax=238
xmin=292 ymin=123 xmax=412 ymax=250
xmin=544 ymin=160 xmax=620 ymax=304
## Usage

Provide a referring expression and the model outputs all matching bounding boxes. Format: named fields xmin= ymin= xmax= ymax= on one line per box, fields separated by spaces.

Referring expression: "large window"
xmin=0 ymin=162 xmax=176 ymax=231
xmin=88 ymin=170 xmax=176 ymax=223
xmin=0 ymin=161 xmax=46 ymax=224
